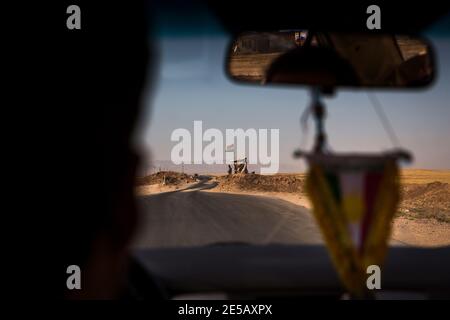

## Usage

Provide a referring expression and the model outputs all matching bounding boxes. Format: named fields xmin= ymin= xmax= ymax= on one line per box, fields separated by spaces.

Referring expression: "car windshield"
xmin=132 ymin=8 xmax=450 ymax=250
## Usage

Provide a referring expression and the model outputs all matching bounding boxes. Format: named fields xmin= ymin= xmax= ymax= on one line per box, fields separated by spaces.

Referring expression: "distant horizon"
xmin=137 ymin=159 xmax=450 ymax=177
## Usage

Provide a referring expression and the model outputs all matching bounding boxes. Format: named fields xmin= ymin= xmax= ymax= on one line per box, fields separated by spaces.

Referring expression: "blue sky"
xmin=134 ymin=13 xmax=450 ymax=172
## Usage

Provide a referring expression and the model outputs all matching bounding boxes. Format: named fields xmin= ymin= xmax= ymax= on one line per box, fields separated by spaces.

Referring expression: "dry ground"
xmin=135 ymin=171 xmax=198 ymax=196
xmin=136 ymin=170 xmax=450 ymax=247
xmin=228 ymin=52 xmax=282 ymax=82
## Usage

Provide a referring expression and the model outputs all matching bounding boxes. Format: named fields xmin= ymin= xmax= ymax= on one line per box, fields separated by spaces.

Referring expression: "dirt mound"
xmin=136 ymin=171 xmax=196 ymax=186
xmin=214 ymin=174 xmax=304 ymax=193
xmin=213 ymin=174 xmax=449 ymax=223
xmin=399 ymin=182 xmax=450 ymax=223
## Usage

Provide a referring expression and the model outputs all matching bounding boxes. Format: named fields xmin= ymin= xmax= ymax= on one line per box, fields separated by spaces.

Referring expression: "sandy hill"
xmin=136 ymin=171 xmax=196 ymax=186
xmin=213 ymin=173 xmax=305 ymax=193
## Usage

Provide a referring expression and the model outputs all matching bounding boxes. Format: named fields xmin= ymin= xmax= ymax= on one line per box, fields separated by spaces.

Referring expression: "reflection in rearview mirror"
xmin=227 ymin=31 xmax=434 ymax=88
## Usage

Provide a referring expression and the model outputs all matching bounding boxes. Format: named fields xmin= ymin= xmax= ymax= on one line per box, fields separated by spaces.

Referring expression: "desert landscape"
xmin=228 ymin=52 xmax=282 ymax=82
xmin=135 ymin=169 xmax=450 ymax=247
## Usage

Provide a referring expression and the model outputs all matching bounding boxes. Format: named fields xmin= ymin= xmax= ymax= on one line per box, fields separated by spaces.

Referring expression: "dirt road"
xmin=133 ymin=176 xmax=410 ymax=248
xmin=133 ymin=178 xmax=323 ymax=248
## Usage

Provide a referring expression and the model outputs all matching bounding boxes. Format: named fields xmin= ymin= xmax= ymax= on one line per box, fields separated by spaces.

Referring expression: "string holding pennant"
xmin=296 ymin=88 xmax=411 ymax=298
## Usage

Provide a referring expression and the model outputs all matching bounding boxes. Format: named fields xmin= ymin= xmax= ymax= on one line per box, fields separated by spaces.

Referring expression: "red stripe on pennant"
xmin=361 ymin=171 xmax=383 ymax=253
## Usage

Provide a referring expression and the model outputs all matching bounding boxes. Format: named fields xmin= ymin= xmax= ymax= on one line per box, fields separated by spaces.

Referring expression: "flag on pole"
xmin=226 ymin=144 xmax=235 ymax=152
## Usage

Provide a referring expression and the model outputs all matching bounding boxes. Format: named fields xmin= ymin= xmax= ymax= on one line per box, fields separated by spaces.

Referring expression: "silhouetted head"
xmin=35 ymin=1 xmax=153 ymax=299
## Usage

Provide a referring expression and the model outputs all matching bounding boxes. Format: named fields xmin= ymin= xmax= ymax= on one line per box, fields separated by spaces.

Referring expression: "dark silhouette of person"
xmin=22 ymin=1 xmax=156 ymax=299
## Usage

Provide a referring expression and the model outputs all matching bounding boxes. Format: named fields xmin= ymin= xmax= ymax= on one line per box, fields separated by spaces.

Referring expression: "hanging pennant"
xmin=305 ymin=151 xmax=407 ymax=297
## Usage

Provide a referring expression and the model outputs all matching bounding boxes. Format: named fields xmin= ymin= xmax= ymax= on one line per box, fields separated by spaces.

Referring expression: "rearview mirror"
xmin=227 ymin=31 xmax=435 ymax=89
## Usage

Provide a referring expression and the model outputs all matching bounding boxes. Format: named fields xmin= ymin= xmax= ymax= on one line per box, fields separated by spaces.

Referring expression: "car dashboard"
xmin=128 ymin=244 xmax=450 ymax=300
